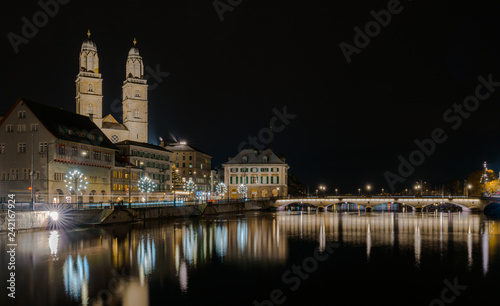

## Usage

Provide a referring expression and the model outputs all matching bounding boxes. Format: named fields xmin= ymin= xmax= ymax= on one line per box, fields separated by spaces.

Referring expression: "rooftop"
xmin=223 ymin=149 xmax=288 ymax=165
xmin=1 ymin=98 xmax=117 ymax=151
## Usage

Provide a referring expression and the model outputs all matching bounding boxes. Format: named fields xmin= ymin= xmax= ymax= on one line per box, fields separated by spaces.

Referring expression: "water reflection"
xmin=48 ymin=230 xmax=59 ymax=259
xmin=137 ymin=235 xmax=156 ymax=286
xmin=3 ymin=212 xmax=500 ymax=305
xmin=63 ymin=254 xmax=89 ymax=305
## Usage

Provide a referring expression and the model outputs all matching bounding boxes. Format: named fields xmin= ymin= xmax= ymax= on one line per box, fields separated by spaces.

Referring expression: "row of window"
xmin=131 ymin=150 xmax=170 ymax=161
xmin=5 ymin=124 xmax=39 ymax=133
xmin=230 ymin=168 xmax=281 ymax=173
xmin=230 ymin=176 xmax=280 ymax=184
xmin=241 ymin=155 xmax=268 ymax=163
xmin=175 ymin=162 xmax=207 ymax=170
xmin=112 ymin=171 xmax=171 ymax=182
xmin=56 ymin=144 xmax=112 ymax=162
xmin=113 ymin=184 xmax=171 ymax=192
xmin=134 ymin=159 xmax=170 ymax=170
xmin=0 ymin=169 xmax=40 ymax=181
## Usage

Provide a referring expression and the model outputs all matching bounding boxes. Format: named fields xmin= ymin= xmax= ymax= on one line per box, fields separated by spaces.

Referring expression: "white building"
xmin=223 ymin=149 xmax=289 ymax=199
xmin=0 ymin=98 xmax=116 ymax=204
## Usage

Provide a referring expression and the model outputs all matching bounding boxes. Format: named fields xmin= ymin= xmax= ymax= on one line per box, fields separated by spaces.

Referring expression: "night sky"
xmin=2 ymin=0 xmax=500 ymax=194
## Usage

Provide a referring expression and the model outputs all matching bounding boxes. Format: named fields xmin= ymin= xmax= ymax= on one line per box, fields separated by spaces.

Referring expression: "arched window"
xmin=134 ymin=63 xmax=140 ymax=77
xmin=82 ymin=55 xmax=87 ymax=70
xmin=88 ymin=56 xmax=93 ymax=71
xmin=88 ymin=83 xmax=94 ymax=92
xmin=262 ymin=156 xmax=268 ymax=163
xmin=88 ymin=104 xmax=93 ymax=114
xmin=242 ymin=156 xmax=248 ymax=163
xmin=134 ymin=108 xmax=140 ymax=118
xmin=135 ymin=90 xmax=140 ymax=98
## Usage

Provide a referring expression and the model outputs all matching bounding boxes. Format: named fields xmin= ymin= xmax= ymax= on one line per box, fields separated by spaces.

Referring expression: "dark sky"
xmin=2 ymin=0 xmax=500 ymax=194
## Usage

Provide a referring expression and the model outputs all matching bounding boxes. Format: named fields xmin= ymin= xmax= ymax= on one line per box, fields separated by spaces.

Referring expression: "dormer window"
xmin=263 ymin=156 xmax=268 ymax=163
xmin=242 ymin=156 xmax=248 ymax=163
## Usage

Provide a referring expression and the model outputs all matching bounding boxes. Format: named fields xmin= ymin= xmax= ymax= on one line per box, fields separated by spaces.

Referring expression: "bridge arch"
xmin=421 ymin=202 xmax=469 ymax=212
xmin=278 ymin=202 xmax=320 ymax=211
xmin=484 ymin=202 xmax=500 ymax=217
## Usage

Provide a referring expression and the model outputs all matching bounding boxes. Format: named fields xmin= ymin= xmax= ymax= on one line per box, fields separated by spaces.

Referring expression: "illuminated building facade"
xmin=223 ymin=149 xmax=289 ymax=199
xmin=0 ymin=98 xmax=116 ymax=203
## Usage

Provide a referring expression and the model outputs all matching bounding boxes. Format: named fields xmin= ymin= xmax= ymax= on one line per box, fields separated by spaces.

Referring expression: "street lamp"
xmin=319 ymin=185 xmax=326 ymax=197
xmin=467 ymin=184 xmax=472 ymax=198
xmin=381 ymin=188 xmax=384 ymax=195
xmin=335 ymin=188 xmax=338 ymax=196
xmin=366 ymin=185 xmax=371 ymax=196
xmin=358 ymin=188 xmax=361 ymax=196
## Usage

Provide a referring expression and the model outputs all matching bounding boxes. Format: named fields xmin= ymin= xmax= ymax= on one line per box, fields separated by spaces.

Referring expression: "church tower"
xmin=122 ymin=38 xmax=148 ymax=143
xmin=76 ymin=30 xmax=103 ymax=128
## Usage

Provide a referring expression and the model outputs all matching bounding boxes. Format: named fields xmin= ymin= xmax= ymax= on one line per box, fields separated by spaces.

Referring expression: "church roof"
xmin=128 ymin=47 xmax=140 ymax=57
xmin=2 ymin=98 xmax=117 ymax=150
xmin=101 ymin=114 xmax=128 ymax=130
xmin=81 ymin=38 xmax=97 ymax=52
xmin=223 ymin=149 xmax=288 ymax=165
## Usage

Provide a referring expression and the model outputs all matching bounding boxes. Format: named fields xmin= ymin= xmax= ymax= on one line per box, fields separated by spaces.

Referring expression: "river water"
xmin=1 ymin=211 xmax=499 ymax=306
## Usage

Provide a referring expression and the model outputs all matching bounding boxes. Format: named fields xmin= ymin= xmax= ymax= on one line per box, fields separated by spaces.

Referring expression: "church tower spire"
xmin=75 ymin=30 xmax=103 ymax=127
xmin=122 ymin=38 xmax=148 ymax=143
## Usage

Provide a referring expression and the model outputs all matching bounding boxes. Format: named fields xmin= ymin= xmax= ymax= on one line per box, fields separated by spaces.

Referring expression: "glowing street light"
xmin=319 ymin=185 xmax=326 ymax=197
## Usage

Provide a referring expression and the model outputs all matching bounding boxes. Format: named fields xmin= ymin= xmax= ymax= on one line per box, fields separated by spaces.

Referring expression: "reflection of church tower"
xmin=122 ymin=39 xmax=148 ymax=143
xmin=76 ymin=30 xmax=103 ymax=128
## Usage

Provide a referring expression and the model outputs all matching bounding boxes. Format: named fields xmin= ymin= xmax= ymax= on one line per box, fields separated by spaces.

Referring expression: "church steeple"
xmin=122 ymin=38 xmax=148 ymax=143
xmin=76 ymin=30 xmax=103 ymax=127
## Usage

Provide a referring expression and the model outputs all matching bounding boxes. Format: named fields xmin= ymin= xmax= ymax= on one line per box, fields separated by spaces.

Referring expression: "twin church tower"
xmin=75 ymin=30 xmax=148 ymax=144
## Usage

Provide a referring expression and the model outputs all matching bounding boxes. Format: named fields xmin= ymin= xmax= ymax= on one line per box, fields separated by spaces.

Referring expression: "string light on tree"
xmin=138 ymin=176 xmax=156 ymax=203
xmin=183 ymin=178 xmax=197 ymax=193
xmin=215 ymin=182 xmax=227 ymax=197
xmin=237 ymin=184 xmax=247 ymax=199
xmin=64 ymin=170 xmax=88 ymax=202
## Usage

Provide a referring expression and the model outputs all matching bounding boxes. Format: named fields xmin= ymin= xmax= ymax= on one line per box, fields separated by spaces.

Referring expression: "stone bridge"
xmin=273 ymin=196 xmax=500 ymax=212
